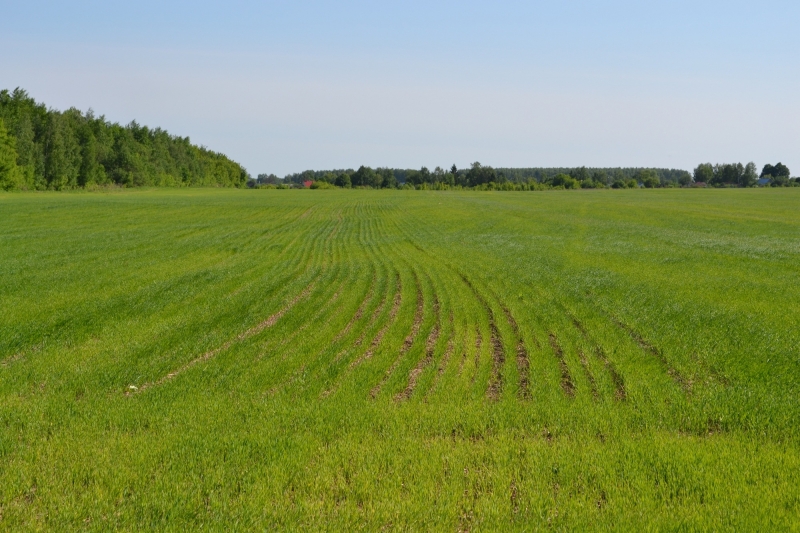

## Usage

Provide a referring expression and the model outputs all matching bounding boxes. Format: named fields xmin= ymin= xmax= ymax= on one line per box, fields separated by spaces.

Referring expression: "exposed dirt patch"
xmin=486 ymin=321 xmax=504 ymax=402
xmin=549 ymin=333 xmax=575 ymax=397
xmin=370 ymin=276 xmax=424 ymax=399
xmin=1 ymin=351 xmax=25 ymax=368
xmin=516 ymin=340 xmax=531 ymax=400
xmin=510 ymin=478 xmax=520 ymax=517
xmin=500 ymin=304 xmax=531 ymax=400
xmin=395 ymin=296 xmax=441 ymax=401
xmin=457 ymin=467 xmax=477 ymax=533
xmin=130 ymin=282 xmax=315 ymax=395
xmin=502 ymin=304 xmax=520 ymax=335
xmin=3 ymin=343 xmax=46 ymax=368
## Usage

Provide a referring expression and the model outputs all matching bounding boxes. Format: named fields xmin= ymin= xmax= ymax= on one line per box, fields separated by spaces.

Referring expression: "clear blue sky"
xmin=2 ymin=1 xmax=798 ymax=176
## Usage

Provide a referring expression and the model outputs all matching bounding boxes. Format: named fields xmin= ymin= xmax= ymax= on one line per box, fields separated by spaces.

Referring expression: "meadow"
xmin=1 ymin=188 xmax=799 ymax=530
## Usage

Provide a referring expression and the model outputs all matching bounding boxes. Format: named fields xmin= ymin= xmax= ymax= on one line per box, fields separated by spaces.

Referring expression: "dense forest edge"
xmin=0 ymin=89 xmax=250 ymax=190
xmin=1 ymin=88 xmax=796 ymax=191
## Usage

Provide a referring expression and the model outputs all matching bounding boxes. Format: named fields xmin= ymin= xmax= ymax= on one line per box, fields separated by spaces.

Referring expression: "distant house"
xmin=692 ymin=182 xmax=707 ymax=188
xmin=303 ymin=180 xmax=313 ymax=188
xmin=757 ymin=178 xmax=771 ymax=187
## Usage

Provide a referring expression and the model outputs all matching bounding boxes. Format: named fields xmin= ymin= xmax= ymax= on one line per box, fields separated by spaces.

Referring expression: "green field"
xmin=1 ymin=189 xmax=799 ymax=530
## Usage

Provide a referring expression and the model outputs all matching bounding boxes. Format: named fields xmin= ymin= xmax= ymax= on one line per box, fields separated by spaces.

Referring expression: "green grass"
xmin=1 ymin=188 xmax=799 ymax=531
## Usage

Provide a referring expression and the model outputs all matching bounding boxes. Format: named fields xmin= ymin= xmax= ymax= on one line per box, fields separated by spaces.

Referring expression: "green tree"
xmin=352 ymin=165 xmax=380 ymax=187
xmin=693 ymin=163 xmax=714 ymax=184
xmin=742 ymin=162 xmax=758 ymax=187
xmin=377 ymin=167 xmax=396 ymax=188
xmin=335 ymin=172 xmax=351 ymax=188
xmin=78 ymin=126 xmax=107 ymax=186
xmin=0 ymin=118 xmax=23 ymax=190
xmin=467 ymin=162 xmax=497 ymax=186
xmin=591 ymin=170 xmax=608 ymax=187
xmin=761 ymin=162 xmax=790 ymax=179
xmin=712 ymin=163 xmax=744 ymax=186
xmin=572 ymin=167 xmax=589 ymax=182
xmin=552 ymin=173 xmax=578 ymax=189
xmin=418 ymin=166 xmax=432 ymax=185
xmin=1 ymin=88 xmax=249 ymax=190
xmin=635 ymin=169 xmax=660 ymax=188
xmin=10 ymin=113 xmax=38 ymax=188
xmin=761 ymin=162 xmax=791 ymax=186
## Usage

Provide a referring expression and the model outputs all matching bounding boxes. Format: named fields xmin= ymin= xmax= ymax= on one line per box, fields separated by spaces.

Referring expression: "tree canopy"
xmin=0 ymin=88 xmax=249 ymax=190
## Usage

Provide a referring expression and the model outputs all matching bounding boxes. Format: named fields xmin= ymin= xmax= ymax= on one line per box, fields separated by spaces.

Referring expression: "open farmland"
xmin=1 ymin=189 xmax=799 ymax=530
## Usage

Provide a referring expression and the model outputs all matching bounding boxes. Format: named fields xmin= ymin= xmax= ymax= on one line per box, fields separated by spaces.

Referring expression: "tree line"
xmin=255 ymin=162 xmax=796 ymax=190
xmin=0 ymin=88 xmax=249 ymax=190
xmin=693 ymin=162 xmax=794 ymax=187
xmin=2 ymin=88 xmax=795 ymax=192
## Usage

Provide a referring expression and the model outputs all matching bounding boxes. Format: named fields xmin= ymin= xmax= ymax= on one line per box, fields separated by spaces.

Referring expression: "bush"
xmin=552 ymin=173 xmax=579 ymax=189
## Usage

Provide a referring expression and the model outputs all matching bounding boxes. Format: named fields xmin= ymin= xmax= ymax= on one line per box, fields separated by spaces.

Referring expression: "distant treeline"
xmin=0 ymin=88 xmax=249 ymax=190
xmin=257 ymin=161 xmax=797 ymax=190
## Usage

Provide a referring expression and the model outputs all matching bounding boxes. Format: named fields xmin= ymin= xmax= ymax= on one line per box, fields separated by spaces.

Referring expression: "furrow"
xmin=469 ymin=328 xmax=482 ymax=384
xmin=395 ymin=296 xmax=441 ymax=402
xmin=457 ymin=274 xmax=506 ymax=401
xmin=549 ymin=333 xmax=576 ymax=397
xmin=350 ymin=273 xmax=402 ymax=368
xmin=316 ymin=209 xmax=396 ymax=398
xmin=500 ymin=304 xmax=531 ymax=400
xmin=427 ymin=311 xmax=455 ymax=397
xmin=515 ymin=340 xmax=531 ymax=400
xmin=331 ymin=271 xmax=376 ymax=347
xmin=272 ymin=264 xmax=351 ymax=361
xmin=611 ymin=315 xmax=688 ymax=393
xmin=320 ymin=271 xmax=398 ymax=398
xmin=571 ymin=316 xmax=627 ymax=401
xmin=578 ymin=348 xmax=599 ymax=400
xmin=370 ymin=275 xmax=423 ymax=399
xmin=131 ymin=282 xmax=316 ymax=394
xmin=260 ymin=211 xmax=353 ymax=396
xmin=485 ymin=321 xmax=505 ymax=402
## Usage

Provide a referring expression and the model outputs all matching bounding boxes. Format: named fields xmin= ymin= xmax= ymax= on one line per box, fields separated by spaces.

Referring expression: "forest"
xmin=264 ymin=161 xmax=796 ymax=190
xmin=0 ymin=88 xmax=249 ymax=190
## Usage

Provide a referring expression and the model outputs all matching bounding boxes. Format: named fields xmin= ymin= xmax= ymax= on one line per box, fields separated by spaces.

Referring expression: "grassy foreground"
xmin=1 ymin=188 xmax=799 ymax=531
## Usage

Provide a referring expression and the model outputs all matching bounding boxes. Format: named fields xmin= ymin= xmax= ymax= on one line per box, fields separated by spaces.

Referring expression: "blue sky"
xmin=2 ymin=1 xmax=798 ymax=176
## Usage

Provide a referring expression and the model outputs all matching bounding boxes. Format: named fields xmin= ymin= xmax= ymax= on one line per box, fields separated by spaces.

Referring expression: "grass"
xmin=1 ymin=188 xmax=799 ymax=530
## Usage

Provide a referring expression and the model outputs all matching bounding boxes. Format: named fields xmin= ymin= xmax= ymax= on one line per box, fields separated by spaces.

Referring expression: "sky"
xmin=2 ymin=0 xmax=798 ymax=177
